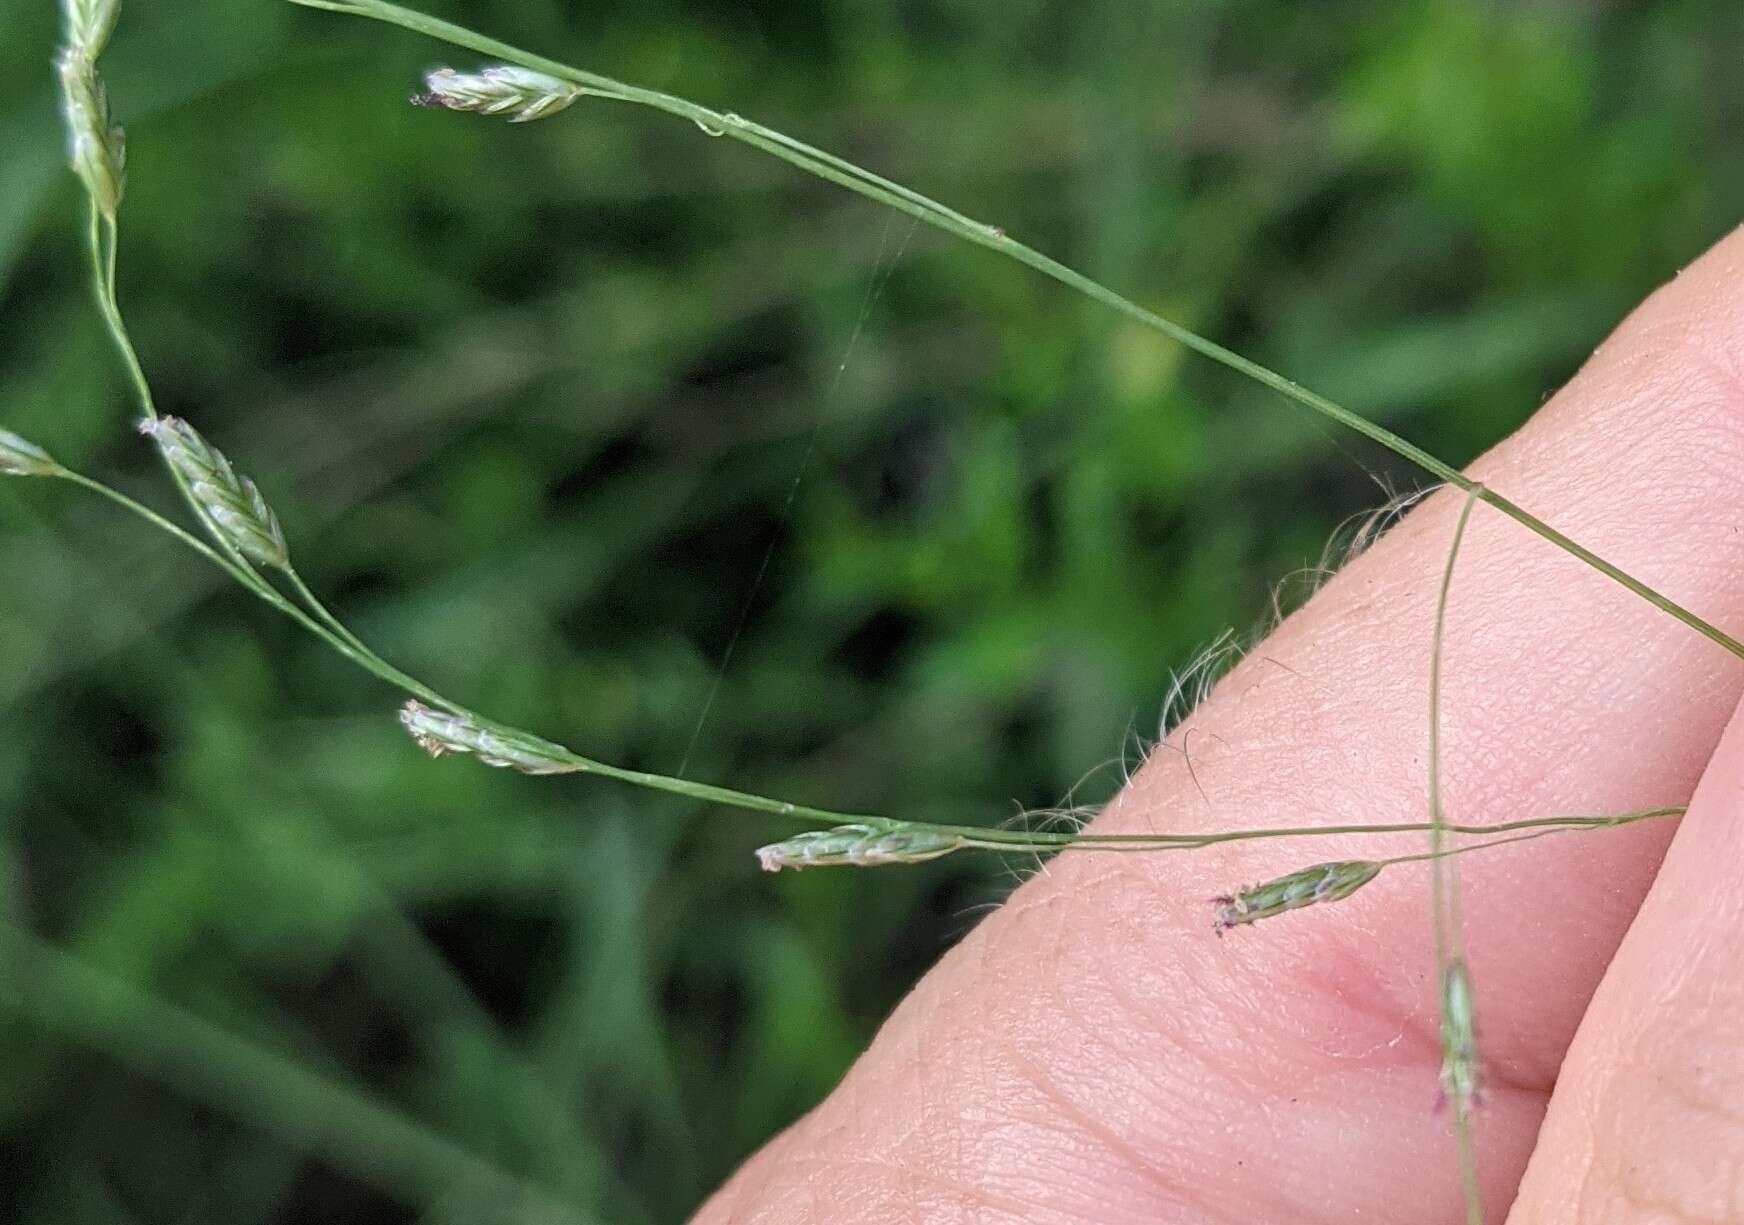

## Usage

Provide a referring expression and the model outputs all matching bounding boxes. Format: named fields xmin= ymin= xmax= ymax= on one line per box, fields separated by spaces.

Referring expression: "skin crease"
xmin=696 ymin=223 xmax=1744 ymax=1225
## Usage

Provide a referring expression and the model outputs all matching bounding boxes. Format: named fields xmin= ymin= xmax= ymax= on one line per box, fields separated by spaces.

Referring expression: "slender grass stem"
xmin=929 ymin=804 xmax=1677 ymax=877
xmin=1430 ymin=488 xmax=1484 ymax=1225
xmin=87 ymin=210 xmax=155 ymax=422
xmin=286 ymin=0 xmax=1744 ymax=662
xmin=31 ymin=3 xmax=1697 ymax=1215
xmin=1430 ymin=491 xmax=1480 ymax=964
xmin=61 ymin=469 xmax=257 ymax=587
xmin=51 ymin=437 xmax=1709 ymax=865
xmin=281 ymin=565 xmax=462 ymax=714
xmin=968 ymin=807 xmax=1683 ymax=850
xmin=286 ymin=565 xmax=375 ymax=658
xmin=56 ymin=471 xmax=450 ymax=699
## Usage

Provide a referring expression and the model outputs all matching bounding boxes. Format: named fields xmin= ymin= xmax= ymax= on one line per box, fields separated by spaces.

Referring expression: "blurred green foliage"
xmin=1 ymin=0 xmax=1740 ymax=1220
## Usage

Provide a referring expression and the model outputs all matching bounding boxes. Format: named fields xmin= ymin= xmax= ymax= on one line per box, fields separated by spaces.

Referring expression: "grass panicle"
xmin=138 ymin=416 xmax=290 ymax=570
xmin=756 ymin=824 xmax=965 ymax=872
xmin=45 ymin=0 xmax=1697 ymax=886
xmin=14 ymin=2 xmax=1725 ymax=1221
xmin=413 ymin=64 xmax=588 ymax=122
xmin=31 ymin=0 xmax=1705 ymax=930
xmin=0 ymin=429 xmax=62 ymax=478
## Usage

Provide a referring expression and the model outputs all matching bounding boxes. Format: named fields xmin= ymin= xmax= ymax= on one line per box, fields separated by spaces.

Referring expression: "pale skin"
xmin=696 ymin=223 xmax=1744 ymax=1224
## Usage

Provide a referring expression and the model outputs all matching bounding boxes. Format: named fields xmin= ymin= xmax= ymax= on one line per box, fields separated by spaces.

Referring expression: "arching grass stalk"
xmin=285 ymin=0 xmax=1744 ymax=663
xmin=1430 ymin=488 xmax=1484 ymax=1225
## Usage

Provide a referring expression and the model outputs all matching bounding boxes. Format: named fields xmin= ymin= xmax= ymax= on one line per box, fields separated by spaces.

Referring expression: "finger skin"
xmin=698 ymin=225 xmax=1744 ymax=1224
xmin=1507 ymin=688 xmax=1744 ymax=1225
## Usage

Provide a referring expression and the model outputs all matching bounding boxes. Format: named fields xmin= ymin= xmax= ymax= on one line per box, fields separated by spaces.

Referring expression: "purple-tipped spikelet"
xmin=1213 ymin=859 xmax=1383 ymax=933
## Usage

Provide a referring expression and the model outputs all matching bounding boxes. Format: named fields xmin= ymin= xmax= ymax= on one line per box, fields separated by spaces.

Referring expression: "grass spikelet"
xmin=1212 ymin=860 xmax=1383 ymax=932
xmin=399 ymin=701 xmax=582 ymax=776
xmin=137 ymin=417 xmax=289 ymax=570
xmin=57 ymin=50 xmax=126 ymax=221
xmin=756 ymin=824 xmax=964 ymax=872
xmin=0 ymin=429 xmax=62 ymax=478
xmin=413 ymin=65 xmax=587 ymax=122
xmin=62 ymin=0 xmax=120 ymax=57
xmin=1438 ymin=958 xmax=1480 ymax=1112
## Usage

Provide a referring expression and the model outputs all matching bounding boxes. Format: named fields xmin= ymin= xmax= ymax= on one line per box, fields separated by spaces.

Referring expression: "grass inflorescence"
xmin=1 ymin=2 xmax=1726 ymax=1220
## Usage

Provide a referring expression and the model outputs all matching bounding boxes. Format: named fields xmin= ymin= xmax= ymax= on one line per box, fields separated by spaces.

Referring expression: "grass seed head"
xmin=413 ymin=65 xmax=586 ymax=123
xmin=399 ymin=701 xmax=581 ymax=775
xmin=756 ymin=824 xmax=965 ymax=872
xmin=138 ymin=417 xmax=289 ymax=569
xmin=57 ymin=50 xmax=126 ymax=220
xmin=0 ymin=429 xmax=62 ymax=478
xmin=1213 ymin=859 xmax=1383 ymax=932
